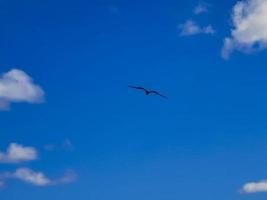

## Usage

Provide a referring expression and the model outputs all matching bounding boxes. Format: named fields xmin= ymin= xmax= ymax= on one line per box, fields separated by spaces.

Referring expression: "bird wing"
xmin=128 ymin=85 xmax=147 ymax=91
xmin=150 ymin=90 xmax=167 ymax=99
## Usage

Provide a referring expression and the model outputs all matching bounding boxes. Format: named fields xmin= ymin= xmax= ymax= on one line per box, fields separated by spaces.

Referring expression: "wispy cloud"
xmin=222 ymin=0 xmax=267 ymax=59
xmin=0 ymin=168 xmax=77 ymax=187
xmin=44 ymin=138 xmax=75 ymax=152
xmin=62 ymin=139 xmax=75 ymax=151
xmin=56 ymin=170 xmax=77 ymax=184
xmin=179 ymin=20 xmax=215 ymax=36
xmin=0 ymin=143 xmax=38 ymax=164
xmin=241 ymin=180 xmax=267 ymax=193
xmin=0 ymin=69 xmax=44 ymax=110
xmin=194 ymin=2 xmax=209 ymax=15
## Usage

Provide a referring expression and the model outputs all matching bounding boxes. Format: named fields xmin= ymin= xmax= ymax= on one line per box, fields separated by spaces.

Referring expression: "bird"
xmin=128 ymin=85 xmax=167 ymax=99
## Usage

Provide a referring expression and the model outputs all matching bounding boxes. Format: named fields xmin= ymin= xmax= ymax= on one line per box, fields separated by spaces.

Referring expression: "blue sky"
xmin=1 ymin=0 xmax=267 ymax=199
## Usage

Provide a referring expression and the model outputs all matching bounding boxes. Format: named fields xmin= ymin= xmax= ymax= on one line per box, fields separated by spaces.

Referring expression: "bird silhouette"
xmin=128 ymin=85 xmax=167 ymax=99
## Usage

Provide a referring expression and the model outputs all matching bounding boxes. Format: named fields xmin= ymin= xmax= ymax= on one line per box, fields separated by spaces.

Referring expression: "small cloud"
xmin=179 ymin=20 xmax=215 ymax=36
xmin=179 ymin=20 xmax=200 ymax=36
xmin=0 ymin=143 xmax=38 ymax=164
xmin=222 ymin=0 xmax=267 ymax=59
xmin=57 ymin=170 xmax=77 ymax=184
xmin=194 ymin=3 xmax=209 ymax=15
xmin=0 ymin=168 xmax=77 ymax=187
xmin=13 ymin=168 xmax=52 ymax=186
xmin=0 ymin=69 xmax=45 ymax=110
xmin=241 ymin=180 xmax=267 ymax=193
xmin=44 ymin=139 xmax=75 ymax=152
xmin=221 ymin=37 xmax=235 ymax=59
xmin=202 ymin=25 xmax=215 ymax=34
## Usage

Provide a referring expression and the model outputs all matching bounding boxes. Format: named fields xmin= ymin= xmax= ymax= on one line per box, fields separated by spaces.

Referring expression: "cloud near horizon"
xmin=0 ymin=69 xmax=44 ymax=110
xmin=222 ymin=0 xmax=267 ymax=59
xmin=0 ymin=143 xmax=38 ymax=164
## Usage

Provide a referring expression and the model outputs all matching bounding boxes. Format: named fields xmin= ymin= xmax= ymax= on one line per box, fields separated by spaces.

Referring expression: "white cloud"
xmin=179 ymin=20 xmax=215 ymax=36
xmin=0 ymin=69 xmax=44 ymax=110
xmin=242 ymin=180 xmax=267 ymax=193
xmin=0 ymin=143 xmax=38 ymax=163
xmin=14 ymin=168 xmax=52 ymax=186
xmin=0 ymin=168 xmax=77 ymax=187
xmin=194 ymin=3 xmax=209 ymax=15
xmin=222 ymin=0 xmax=267 ymax=59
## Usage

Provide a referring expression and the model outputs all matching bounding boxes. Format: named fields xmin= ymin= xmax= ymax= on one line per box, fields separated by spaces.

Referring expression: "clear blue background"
xmin=1 ymin=0 xmax=267 ymax=199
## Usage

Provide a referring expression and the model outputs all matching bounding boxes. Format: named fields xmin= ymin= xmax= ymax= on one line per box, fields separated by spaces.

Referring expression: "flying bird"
xmin=128 ymin=85 xmax=167 ymax=99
